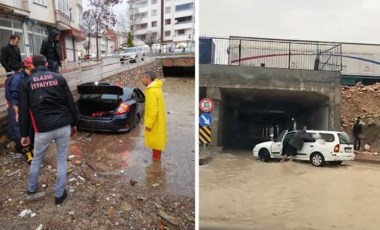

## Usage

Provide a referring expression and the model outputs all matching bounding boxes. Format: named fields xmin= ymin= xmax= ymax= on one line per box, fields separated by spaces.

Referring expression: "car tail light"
xmin=115 ymin=103 xmax=130 ymax=115
xmin=334 ymin=144 xmax=340 ymax=153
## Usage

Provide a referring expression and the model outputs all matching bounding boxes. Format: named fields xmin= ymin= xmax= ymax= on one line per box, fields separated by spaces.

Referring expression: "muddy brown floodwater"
xmin=0 ymin=77 xmax=195 ymax=229
xmin=200 ymin=152 xmax=380 ymax=230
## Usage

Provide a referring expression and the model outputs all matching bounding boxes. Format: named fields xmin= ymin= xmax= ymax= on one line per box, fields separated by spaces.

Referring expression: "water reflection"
xmin=145 ymin=161 xmax=166 ymax=189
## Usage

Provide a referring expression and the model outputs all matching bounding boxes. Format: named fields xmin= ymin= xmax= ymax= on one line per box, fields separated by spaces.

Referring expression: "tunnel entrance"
xmin=222 ymin=88 xmax=330 ymax=150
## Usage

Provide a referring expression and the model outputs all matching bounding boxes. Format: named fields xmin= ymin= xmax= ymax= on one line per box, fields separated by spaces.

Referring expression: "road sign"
xmin=199 ymin=98 xmax=214 ymax=113
xmin=199 ymin=126 xmax=211 ymax=143
xmin=199 ymin=113 xmax=213 ymax=127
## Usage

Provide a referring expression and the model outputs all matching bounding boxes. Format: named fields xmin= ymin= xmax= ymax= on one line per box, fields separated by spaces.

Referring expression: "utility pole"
xmin=160 ymin=0 xmax=164 ymax=51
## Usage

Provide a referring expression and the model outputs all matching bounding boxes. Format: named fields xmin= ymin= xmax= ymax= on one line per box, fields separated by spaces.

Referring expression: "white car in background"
xmin=253 ymin=130 xmax=354 ymax=167
xmin=119 ymin=47 xmax=145 ymax=63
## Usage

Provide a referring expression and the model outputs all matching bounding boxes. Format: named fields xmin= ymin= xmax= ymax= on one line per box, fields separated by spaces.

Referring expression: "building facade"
xmin=0 ymin=0 xmax=85 ymax=72
xmin=130 ymin=0 xmax=195 ymax=50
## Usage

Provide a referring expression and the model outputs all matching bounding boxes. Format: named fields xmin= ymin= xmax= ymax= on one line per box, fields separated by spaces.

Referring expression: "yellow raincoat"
xmin=144 ymin=79 xmax=167 ymax=151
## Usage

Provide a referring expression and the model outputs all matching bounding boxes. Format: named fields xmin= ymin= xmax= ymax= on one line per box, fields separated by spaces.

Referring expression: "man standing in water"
xmin=141 ymin=71 xmax=167 ymax=161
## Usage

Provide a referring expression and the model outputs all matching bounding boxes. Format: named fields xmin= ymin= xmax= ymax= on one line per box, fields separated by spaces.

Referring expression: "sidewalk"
xmin=355 ymin=153 xmax=380 ymax=164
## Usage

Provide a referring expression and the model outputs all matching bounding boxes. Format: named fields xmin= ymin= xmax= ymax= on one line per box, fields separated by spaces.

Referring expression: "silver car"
xmin=119 ymin=47 xmax=144 ymax=63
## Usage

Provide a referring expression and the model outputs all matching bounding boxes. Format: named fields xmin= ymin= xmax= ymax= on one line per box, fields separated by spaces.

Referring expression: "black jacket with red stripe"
xmin=19 ymin=66 xmax=78 ymax=137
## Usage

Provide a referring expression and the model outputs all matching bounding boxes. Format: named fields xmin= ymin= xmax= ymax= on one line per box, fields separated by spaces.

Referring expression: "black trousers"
xmin=354 ymin=137 xmax=361 ymax=150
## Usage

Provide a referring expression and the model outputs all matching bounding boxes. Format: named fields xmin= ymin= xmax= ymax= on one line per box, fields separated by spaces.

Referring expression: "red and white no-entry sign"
xmin=199 ymin=98 xmax=214 ymax=112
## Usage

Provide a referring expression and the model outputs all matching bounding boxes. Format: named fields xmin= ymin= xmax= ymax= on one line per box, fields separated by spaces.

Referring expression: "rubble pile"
xmin=341 ymin=83 xmax=380 ymax=154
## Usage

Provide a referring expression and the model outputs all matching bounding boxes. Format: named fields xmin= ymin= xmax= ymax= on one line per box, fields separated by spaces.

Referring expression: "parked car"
xmin=119 ymin=47 xmax=145 ymax=63
xmin=76 ymin=82 xmax=145 ymax=133
xmin=252 ymin=130 xmax=354 ymax=167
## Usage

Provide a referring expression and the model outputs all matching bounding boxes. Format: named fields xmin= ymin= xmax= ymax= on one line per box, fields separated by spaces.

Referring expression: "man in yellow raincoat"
xmin=141 ymin=71 xmax=167 ymax=160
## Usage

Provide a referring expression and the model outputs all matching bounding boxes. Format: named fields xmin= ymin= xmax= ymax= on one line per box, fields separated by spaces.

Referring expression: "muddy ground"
xmin=200 ymin=152 xmax=380 ymax=230
xmin=0 ymin=77 xmax=195 ymax=229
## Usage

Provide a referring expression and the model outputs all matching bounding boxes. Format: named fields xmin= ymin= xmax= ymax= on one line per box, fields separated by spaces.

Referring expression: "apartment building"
xmin=0 ymin=0 xmax=85 ymax=69
xmin=130 ymin=0 xmax=194 ymax=49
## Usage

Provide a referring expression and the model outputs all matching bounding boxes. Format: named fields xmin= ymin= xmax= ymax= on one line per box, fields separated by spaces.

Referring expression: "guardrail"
xmin=0 ymin=57 xmax=155 ymax=113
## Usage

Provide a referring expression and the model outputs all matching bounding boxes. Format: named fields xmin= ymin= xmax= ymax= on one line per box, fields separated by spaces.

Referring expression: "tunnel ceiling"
xmin=222 ymin=88 xmax=329 ymax=115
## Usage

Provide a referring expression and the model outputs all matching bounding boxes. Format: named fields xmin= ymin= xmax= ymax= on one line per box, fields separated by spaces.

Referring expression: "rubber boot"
xmin=152 ymin=149 xmax=162 ymax=161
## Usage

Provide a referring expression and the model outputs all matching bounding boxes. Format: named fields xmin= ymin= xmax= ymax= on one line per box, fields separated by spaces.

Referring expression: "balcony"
xmin=0 ymin=0 xmax=30 ymax=16
xmin=174 ymin=21 xmax=193 ymax=30
xmin=172 ymin=34 xmax=192 ymax=42
xmin=55 ymin=10 xmax=71 ymax=30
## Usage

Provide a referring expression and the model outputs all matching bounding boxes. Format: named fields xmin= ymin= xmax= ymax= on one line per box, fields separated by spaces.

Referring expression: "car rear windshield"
xmin=338 ymin=132 xmax=351 ymax=144
xmin=81 ymin=94 xmax=119 ymax=100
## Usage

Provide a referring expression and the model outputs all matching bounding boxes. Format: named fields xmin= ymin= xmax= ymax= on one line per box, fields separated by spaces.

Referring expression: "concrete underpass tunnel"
xmin=221 ymin=88 xmax=330 ymax=150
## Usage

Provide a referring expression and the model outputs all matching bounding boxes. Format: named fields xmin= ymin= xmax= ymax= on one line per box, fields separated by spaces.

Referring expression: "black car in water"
xmin=76 ymin=82 xmax=145 ymax=132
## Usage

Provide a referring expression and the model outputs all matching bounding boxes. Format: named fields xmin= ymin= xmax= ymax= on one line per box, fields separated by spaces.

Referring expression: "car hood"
xmin=77 ymin=84 xmax=123 ymax=95
xmin=253 ymin=141 xmax=274 ymax=150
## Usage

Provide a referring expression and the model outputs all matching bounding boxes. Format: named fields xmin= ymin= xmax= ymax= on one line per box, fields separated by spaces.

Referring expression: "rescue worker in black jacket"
xmin=40 ymin=29 xmax=62 ymax=73
xmin=282 ymin=125 xmax=315 ymax=162
xmin=19 ymin=54 xmax=77 ymax=205
xmin=1 ymin=35 xmax=22 ymax=77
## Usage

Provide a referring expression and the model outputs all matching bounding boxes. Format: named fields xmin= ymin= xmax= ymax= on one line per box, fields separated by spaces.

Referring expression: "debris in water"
xmin=137 ymin=196 xmax=146 ymax=201
xmin=7 ymin=169 xmax=21 ymax=177
xmin=130 ymin=179 xmax=137 ymax=186
xmin=152 ymin=183 xmax=160 ymax=188
xmin=19 ymin=209 xmax=33 ymax=217
xmin=158 ymin=210 xmax=180 ymax=226
xmin=36 ymin=224 xmax=43 ymax=230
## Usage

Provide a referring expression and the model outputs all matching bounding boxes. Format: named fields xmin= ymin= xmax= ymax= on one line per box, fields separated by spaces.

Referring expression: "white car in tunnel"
xmin=252 ymin=130 xmax=355 ymax=167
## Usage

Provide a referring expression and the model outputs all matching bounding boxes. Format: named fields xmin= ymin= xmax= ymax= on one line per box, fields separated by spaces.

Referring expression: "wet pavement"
xmin=65 ymin=77 xmax=195 ymax=196
xmin=0 ymin=77 xmax=195 ymax=229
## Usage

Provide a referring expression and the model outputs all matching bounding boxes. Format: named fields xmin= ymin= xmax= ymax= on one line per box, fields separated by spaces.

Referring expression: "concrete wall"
xmin=200 ymin=64 xmax=341 ymax=149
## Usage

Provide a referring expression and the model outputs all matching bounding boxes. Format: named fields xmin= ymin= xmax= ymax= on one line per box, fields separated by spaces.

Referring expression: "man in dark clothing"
xmin=40 ymin=29 xmax=61 ymax=73
xmin=282 ymin=126 xmax=315 ymax=162
xmin=353 ymin=117 xmax=363 ymax=151
xmin=1 ymin=35 xmax=22 ymax=77
xmin=19 ymin=54 xmax=77 ymax=205
xmin=5 ymin=57 xmax=34 ymax=153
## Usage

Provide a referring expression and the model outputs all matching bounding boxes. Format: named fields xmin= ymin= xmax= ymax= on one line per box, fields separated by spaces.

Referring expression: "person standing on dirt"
xmin=5 ymin=57 xmax=34 ymax=155
xmin=353 ymin=117 xmax=363 ymax=151
xmin=40 ymin=28 xmax=62 ymax=73
xmin=1 ymin=35 xmax=22 ymax=77
xmin=19 ymin=54 xmax=78 ymax=205
xmin=282 ymin=125 xmax=315 ymax=162
xmin=141 ymin=71 xmax=167 ymax=161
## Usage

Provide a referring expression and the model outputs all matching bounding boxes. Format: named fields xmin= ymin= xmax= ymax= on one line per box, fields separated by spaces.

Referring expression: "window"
xmin=165 ymin=31 xmax=171 ymax=37
xmin=175 ymin=3 xmax=193 ymax=12
xmin=152 ymin=21 xmax=157 ymax=27
xmin=136 ymin=0 xmax=148 ymax=8
xmin=152 ymin=9 xmax=157 ymax=16
xmin=58 ymin=0 xmax=70 ymax=18
xmin=338 ymin=133 xmax=351 ymax=144
xmin=165 ymin=7 xmax=171 ymax=14
xmin=175 ymin=16 xmax=192 ymax=24
xmin=177 ymin=29 xmax=186 ymax=35
xmin=319 ymin=133 xmax=335 ymax=142
xmin=151 ymin=0 xmax=157 ymax=4
xmin=165 ymin=19 xmax=171 ymax=25
xmin=33 ymin=0 xmax=46 ymax=5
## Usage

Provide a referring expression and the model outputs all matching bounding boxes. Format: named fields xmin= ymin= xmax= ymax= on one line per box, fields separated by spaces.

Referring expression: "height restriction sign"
xmin=199 ymin=98 xmax=214 ymax=113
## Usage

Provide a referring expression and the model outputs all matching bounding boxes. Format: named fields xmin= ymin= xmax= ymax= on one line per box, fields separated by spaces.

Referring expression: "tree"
xmin=127 ymin=32 xmax=134 ymax=47
xmin=87 ymin=0 xmax=122 ymax=58
xmin=117 ymin=0 xmax=141 ymax=42
xmin=82 ymin=10 xmax=95 ymax=56
xmin=144 ymin=31 xmax=159 ymax=52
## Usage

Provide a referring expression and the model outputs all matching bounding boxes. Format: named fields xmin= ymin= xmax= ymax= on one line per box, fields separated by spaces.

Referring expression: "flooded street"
xmin=0 ymin=77 xmax=195 ymax=229
xmin=200 ymin=152 xmax=380 ymax=230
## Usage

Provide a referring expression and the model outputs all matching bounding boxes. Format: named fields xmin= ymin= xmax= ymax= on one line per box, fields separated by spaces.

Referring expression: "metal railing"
xmin=200 ymin=35 xmax=343 ymax=72
xmin=0 ymin=57 xmax=155 ymax=113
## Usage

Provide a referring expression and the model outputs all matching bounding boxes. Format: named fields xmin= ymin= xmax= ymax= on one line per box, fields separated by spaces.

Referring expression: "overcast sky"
xmin=200 ymin=0 xmax=380 ymax=44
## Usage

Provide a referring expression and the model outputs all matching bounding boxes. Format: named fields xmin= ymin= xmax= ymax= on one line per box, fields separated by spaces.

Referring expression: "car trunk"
xmin=77 ymin=84 xmax=123 ymax=119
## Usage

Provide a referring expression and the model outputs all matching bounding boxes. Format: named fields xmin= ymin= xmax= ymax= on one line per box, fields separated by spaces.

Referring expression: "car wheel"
xmin=310 ymin=152 xmax=325 ymax=167
xmin=258 ymin=149 xmax=271 ymax=162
